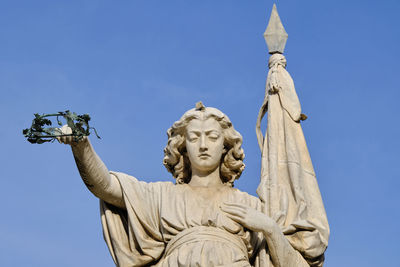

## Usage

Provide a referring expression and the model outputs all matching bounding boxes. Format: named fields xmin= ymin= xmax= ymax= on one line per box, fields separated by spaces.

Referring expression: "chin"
xmin=196 ymin=163 xmax=219 ymax=172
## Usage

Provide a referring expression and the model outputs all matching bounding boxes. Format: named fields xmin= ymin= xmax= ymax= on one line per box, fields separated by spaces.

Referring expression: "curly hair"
xmin=163 ymin=102 xmax=245 ymax=186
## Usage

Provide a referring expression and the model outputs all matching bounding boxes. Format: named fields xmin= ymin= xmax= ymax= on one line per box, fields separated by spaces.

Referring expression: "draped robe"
xmin=100 ymin=172 xmax=310 ymax=267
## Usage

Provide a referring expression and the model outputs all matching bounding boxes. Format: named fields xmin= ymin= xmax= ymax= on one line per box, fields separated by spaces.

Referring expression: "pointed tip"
xmin=271 ymin=3 xmax=278 ymax=17
xmin=264 ymin=4 xmax=288 ymax=54
xmin=195 ymin=101 xmax=205 ymax=111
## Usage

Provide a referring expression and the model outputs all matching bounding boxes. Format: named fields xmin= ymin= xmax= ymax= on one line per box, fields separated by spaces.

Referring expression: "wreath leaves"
xmin=23 ymin=110 xmax=101 ymax=144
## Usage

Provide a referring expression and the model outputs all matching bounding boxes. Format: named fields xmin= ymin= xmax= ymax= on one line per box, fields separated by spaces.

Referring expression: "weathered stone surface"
xmin=57 ymin=4 xmax=329 ymax=267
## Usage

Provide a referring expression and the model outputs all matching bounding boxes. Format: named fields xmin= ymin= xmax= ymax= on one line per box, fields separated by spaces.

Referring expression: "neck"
xmin=189 ymin=166 xmax=223 ymax=188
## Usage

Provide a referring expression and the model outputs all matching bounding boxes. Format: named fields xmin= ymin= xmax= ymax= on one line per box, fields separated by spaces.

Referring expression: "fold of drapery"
xmin=256 ymin=54 xmax=329 ymax=267
xmin=101 ymin=172 xmax=274 ymax=267
xmin=100 ymin=172 xmax=165 ymax=267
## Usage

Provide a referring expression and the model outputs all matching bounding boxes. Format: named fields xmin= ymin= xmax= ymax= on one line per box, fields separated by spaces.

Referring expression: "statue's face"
xmin=185 ymin=118 xmax=224 ymax=173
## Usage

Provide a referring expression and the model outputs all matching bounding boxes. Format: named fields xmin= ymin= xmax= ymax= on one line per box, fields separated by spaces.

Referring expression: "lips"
xmin=198 ymin=153 xmax=211 ymax=158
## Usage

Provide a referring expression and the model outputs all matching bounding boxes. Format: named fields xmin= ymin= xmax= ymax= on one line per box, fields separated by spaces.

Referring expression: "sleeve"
xmin=100 ymin=171 xmax=166 ymax=267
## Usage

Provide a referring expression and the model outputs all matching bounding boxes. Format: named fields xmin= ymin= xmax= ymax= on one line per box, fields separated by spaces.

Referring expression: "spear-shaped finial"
xmin=264 ymin=4 xmax=288 ymax=54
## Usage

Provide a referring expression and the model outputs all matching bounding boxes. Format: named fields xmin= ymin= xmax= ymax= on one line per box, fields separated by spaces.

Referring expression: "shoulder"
xmin=110 ymin=171 xmax=175 ymax=191
xmin=230 ymin=187 xmax=259 ymax=201
xmin=229 ymin=187 xmax=262 ymax=209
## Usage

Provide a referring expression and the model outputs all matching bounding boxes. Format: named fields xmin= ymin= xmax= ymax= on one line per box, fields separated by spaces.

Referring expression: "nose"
xmin=199 ymin=134 xmax=207 ymax=151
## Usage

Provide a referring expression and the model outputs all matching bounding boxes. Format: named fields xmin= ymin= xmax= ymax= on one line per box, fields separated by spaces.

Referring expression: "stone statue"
xmin=58 ymin=5 xmax=329 ymax=267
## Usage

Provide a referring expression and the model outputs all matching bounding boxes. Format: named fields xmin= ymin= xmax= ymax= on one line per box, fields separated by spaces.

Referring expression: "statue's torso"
xmin=155 ymin=183 xmax=263 ymax=266
xmin=102 ymin=172 xmax=265 ymax=267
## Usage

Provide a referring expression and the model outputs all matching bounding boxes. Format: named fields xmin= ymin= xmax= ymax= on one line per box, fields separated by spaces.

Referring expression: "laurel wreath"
xmin=23 ymin=110 xmax=100 ymax=144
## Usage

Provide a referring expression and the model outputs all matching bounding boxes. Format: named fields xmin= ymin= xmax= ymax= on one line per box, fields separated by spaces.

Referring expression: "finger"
xmin=220 ymin=206 xmax=245 ymax=218
xmin=60 ymin=136 xmax=72 ymax=145
xmin=63 ymin=136 xmax=70 ymax=144
xmin=224 ymin=213 xmax=245 ymax=224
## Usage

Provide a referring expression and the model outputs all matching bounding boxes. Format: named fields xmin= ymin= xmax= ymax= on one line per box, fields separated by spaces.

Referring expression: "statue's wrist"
xmin=71 ymin=137 xmax=90 ymax=153
xmin=262 ymin=218 xmax=280 ymax=237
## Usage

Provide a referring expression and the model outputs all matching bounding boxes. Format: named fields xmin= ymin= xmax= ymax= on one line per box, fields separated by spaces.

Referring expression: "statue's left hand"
xmin=221 ymin=202 xmax=277 ymax=234
xmin=222 ymin=203 xmax=309 ymax=267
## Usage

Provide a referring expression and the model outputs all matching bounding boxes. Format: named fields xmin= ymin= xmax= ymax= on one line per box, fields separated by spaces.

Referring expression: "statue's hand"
xmin=57 ymin=125 xmax=87 ymax=146
xmin=221 ymin=202 xmax=277 ymax=233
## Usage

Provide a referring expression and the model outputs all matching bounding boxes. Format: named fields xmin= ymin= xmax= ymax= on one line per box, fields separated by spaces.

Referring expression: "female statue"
xmin=55 ymin=5 xmax=330 ymax=266
xmin=59 ymin=103 xmax=313 ymax=267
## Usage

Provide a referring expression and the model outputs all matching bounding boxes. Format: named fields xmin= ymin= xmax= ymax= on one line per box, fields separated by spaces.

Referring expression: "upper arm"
xmin=96 ymin=172 xmax=125 ymax=208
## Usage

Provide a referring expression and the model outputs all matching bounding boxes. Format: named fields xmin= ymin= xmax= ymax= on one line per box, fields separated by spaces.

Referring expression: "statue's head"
xmin=163 ymin=102 xmax=245 ymax=186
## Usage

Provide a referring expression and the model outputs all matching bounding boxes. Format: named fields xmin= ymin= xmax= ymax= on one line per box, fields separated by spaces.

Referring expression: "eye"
xmin=187 ymin=134 xmax=199 ymax=142
xmin=208 ymin=133 xmax=220 ymax=141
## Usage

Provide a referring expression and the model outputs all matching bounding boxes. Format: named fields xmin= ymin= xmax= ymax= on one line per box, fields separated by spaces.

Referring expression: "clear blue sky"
xmin=1 ymin=1 xmax=399 ymax=266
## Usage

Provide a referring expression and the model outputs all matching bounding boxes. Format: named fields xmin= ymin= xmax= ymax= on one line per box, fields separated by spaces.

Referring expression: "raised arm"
xmin=58 ymin=126 xmax=124 ymax=208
